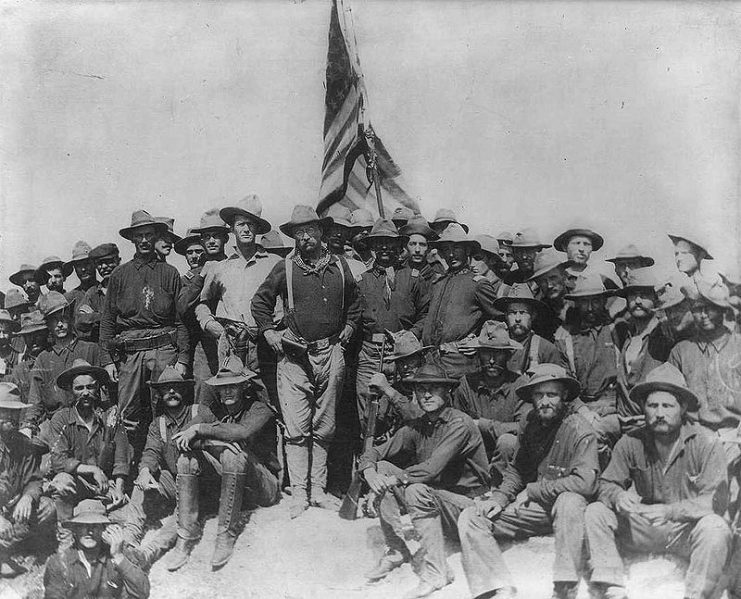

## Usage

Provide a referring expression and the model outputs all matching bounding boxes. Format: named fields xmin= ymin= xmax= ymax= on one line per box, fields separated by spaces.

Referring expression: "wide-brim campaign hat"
xmin=391 ymin=206 xmax=415 ymax=227
xmin=694 ymin=279 xmax=732 ymax=310
xmin=280 ymin=205 xmax=333 ymax=237
xmin=119 ymin=210 xmax=168 ymax=240
xmin=606 ymin=244 xmax=655 ymax=267
xmin=206 ymin=356 xmax=258 ymax=387
xmin=34 ymin=256 xmax=66 ymax=285
xmin=404 ymin=363 xmax=459 ymax=387
xmin=720 ymin=265 xmax=741 ymax=288
xmin=511 ymin=228 xmax=551 ymax=250
xmin=385 ymin=330 xmax=434 ymax=362
xmin=258 ymin=230 xmax=294 ymax=257
xmin=56 ymin=358 xmax=109 ymax=391
xmin=366 ymin=219 xmax=408 ymax=243
xmin=220 ymin=194 xmax=271 ymax=234
xmin=63 ymin=241 xmax=93 ymax=276
xmin=174 ymin=229 xmax=204 ymax=256
xmin=147 ymin=365 xmax=195 ymax=388
xmin=515 ymin=364 xmax=581 ymax=402
xmin=89 ymin=243 xmax=119 ymax=261
xmin=65 ymin=499 xmax=111 ymax=526
xmin=431 ymin=223 xmax=480 ymax=252
xmin=325 ymin=204 xmax=354 ymax=229
xmin=667 ymin=233 xmax=713 ymax=260
xmin=350 ymin=208 xmax=375 ymax=231
xmin=564 ymin=274 xmax=615 ymax=299
xmin=9 ymin=264 xmax=38 ymax=287
xmin=496 ymin=231 xmax=514 ymax=246
xmin=472 ymin=235 xmax=501 ymax=259
xmin=19 ymin=310 xmax=47 ymax=335
xmin=0 ymin=382 xmax=25 ymax=410
xmin=399 ymin=216 xmax=439 ymax=241
xmin=615 ymin=267 xmax=660 ymax=298
xmin=629 ymin=363 xmax=699 ymax=412
xmin=460 ymin=320 xmax=522 ymax=352
xmin=553 ymin=225 xmax=604 ymax=252
xmin=528 ymin=248 xmax=572 ymax=281
xmin=153 ymin=217 xmax=182 ymax=244
xmin=656 ymin=282 xmax=688 ymax=311
xmin=4 ymin=289 xmax=30 ymax=312
xmin=493 ymin=283 xmax=550 ymax=317
xmin=38 ymin=291 xmax=70 ymax=318
xmin=429 ymin=208 xmax=469 ymax=233
xmin=192 ymin=208 xmax=230 ymax=234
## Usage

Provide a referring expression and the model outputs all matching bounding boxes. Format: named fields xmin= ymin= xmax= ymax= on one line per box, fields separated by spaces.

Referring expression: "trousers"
xmin=458 ymin=491 xmax=588 ymax=598
xmin=0 ymin=496 xmax=55 ymax=552
xmin=121 ymin=469 xmax=177 ymax=546
xmin=375 ymin=461 xmax=474 ymax=587
xmin=584 ymin=502 xmax=731 ymax=599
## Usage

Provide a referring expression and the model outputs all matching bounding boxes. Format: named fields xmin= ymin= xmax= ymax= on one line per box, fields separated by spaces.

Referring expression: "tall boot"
xmin=54 ymin=499 xmax=74 ymax=553
xmin=211 ymin=472 xmax=246 ymax=570
xmin=165 ymin=474 xmax=200 ymax=572
xmin=285 ymin=442 xmax=310 ymax=519
xmin=309 ymin=440 xmax=340 ymax=511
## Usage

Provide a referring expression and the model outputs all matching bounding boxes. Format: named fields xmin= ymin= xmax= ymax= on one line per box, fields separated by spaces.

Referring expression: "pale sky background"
xmin=1 ymin=0 xmax=739 ymax=288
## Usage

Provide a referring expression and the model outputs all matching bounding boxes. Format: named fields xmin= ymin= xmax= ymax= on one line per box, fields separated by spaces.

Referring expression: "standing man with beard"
xmin=528 ymin=249 xmax=573 ymax=332
xmin=614 ymin=269 xmax=674 ymax=434
xmin=399 ymin=216 xmax=440 ymax=283
xmin=584 ymin=364 xmax=730 ymax=599
xmin=494 ymin=283 xmax=568 ymax=375
xmin=100 ymin=211 xmax=189 ymax=462
xmin=356 ymin=219 xmax=430 ymax=428
xmin=503 ymin=228 xmax=551 ymax=286
xmin=421 ymin=224 xmax=499 ymax=377
xmin=457 ymin=364 xmax=599 ymax=599
xmin=253 ymin=205 xmax=360 ymax=517
xmin=47 ymin=359 xmax=129 ymax=549
xmin=76 ymin=243 xmax=121 ymax=343
xmin=43 ymin=499 xmax=149 ymax=599
xmin=9 ymin=264 xmax=42 ymax=307
xmin=62 ymin=241 xmax=97 ymax=314
xmin=555 ymin=275 xmax=621 ymax=463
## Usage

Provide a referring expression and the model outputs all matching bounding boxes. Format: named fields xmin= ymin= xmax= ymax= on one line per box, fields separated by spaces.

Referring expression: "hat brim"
xmin=192 ymin=225 xmax=230 ymax=235
xmin=430 ymin=220 xmax=470 ymax=234
xmin=615 ymin=284 xmax=658 ymax=298
xmin=5 ymin=299 xmax=31 ymax=311
xmin=279 ymin=217 xmax=333 ymax=238
xmin=605 ymin=256 xmax=655 ymax=267
xmin=512 ymin=242 xmax=552 ymax=250
xmin=629 ymin=380 xmax=699 ymax=412
xmin=219 ymin=207 xmax=271 ymax=234
xmin=404 ymin=375 xmax=459 ymax=387
xmin=516 ymin=376 xmax=581 ymax=402
xmin=148 ymin=378 xmax=195 ymax=388
xmin=9 ymin=270 xmax=36 ymax=287
xmin=56 ymin=365 xmax=110 ymax=391
xmin=492 ymin=296 xmax=549 ymax=316
xmin=466 ymin=341 xmax=521 ymax=352
xmin=667 ymin=235 xmax=713 ymax=260
xmin=19 ymin=324 xmax=48 ymax=335
xmin=34 ymin=263 xmax=66 ymax=285
xmin=695 ymin=292 xmax=731 ymax=310
xmin=66 ymin=514 xmax=111 ymax=526
xmin=119 ymin=221 xmax=168 ymax=241
xmin=367 ymin=233 xmax=409 ymax=244
xmin=62 ymin=262 xmax=78 ymax=277
xmin=206 ymin=372 xmax=256 ymax=387
xmin=386 ymin=345 xmax=434 ymax=362
xmin=400 ymin=225 xmax=439 ymax=241
xmin=564 ymin=289 xmax=615 ymax=300
xmin=174 ymin=236 xmax=204 ymax=255
xmin=528 ymin=260 xmax=573 ymax=282
xmin=553 ymin=229 xmax=604 ymax=252
xmin=431 ymin=239 xmax=481 ymax=253
xmin=0 ymin=399 xmax=28 ymax=410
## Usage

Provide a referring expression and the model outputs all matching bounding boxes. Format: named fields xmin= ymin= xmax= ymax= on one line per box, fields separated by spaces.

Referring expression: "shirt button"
xmin=323 ymin=298 xmax=328 ymax=302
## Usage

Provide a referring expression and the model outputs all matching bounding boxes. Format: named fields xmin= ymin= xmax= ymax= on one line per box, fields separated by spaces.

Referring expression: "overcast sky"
xmin=1 ymin=0 xmax=739 ymax=285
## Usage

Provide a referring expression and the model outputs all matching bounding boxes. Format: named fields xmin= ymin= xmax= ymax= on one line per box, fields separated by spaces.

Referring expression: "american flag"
xmin=317 ymin=0 xmax=419 ymax=219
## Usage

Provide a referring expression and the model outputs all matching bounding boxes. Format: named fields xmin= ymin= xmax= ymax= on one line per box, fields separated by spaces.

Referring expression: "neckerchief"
xmin=294 ymin=248 xmax=332 ymax=276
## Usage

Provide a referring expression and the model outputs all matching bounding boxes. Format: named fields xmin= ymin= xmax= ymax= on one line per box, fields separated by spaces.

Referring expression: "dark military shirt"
xmin=0 ymin=431 xmax=44 ymax=504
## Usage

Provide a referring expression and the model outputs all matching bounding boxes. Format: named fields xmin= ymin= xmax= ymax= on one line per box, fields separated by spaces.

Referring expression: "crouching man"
xmin=43 ymin=499 xmax=149 ymax=599
xmin=168 ymin=357 xmax=280 ymax=571
xmin=457 ymin=364 xmax=599 ymax=599
xmin=584 ymin=363 xmax=731 ymax=599
xmin=360 ymin=364 xmax=489 ymax=599
xmin=0 ymin=382 xmax=55 ymax=575
xmin=47 ymin=360 xmax=129 ymax=550
xmin=120 ymin=366 xmax=215 ymax=569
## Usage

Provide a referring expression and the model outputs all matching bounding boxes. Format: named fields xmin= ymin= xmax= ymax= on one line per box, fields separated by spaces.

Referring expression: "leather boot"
xmin=165 ymin=474 xmax=200 ymax=572
xmin=211 ymin=472 xmax=246 ymax=570
xmin=309 ymin=440 xmax=339 ymax=510
xmin=285 ymin=442 xmax=309 ymax=519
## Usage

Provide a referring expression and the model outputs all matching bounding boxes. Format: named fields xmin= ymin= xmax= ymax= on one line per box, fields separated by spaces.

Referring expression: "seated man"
xmin=453 ymin=321 xmax=529 ymax=485
xmin=169 ymin=357 xmax=280 ymax=571
xmin=360 ymin=364 xmax=489 ymax=599
xmin=43 ymin=499 xmax=149 ymax=599
xmin=584 ymin=363 xmax=731 ymax=599
xmin=457 ymin=364 xmax=599 ymax=599
xmin=47 ymin=360 xmax=129 ymax=549
xmin=121 ymin=366 xmax=216 ymax=569
xmin=0 ymin=382 xmax=55 ymax=575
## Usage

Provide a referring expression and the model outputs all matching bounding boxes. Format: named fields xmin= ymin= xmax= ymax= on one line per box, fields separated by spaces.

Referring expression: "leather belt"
xmin=117 ymin=330 xmax=176 ymax=353
xmin=306 ymin=334 xmax=340 ymax=354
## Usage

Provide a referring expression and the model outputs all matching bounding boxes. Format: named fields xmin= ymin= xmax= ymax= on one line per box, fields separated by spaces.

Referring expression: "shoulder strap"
xmin=191 ymin=404 xmax=198 ymax=419
xmin=528 ymin=335 xmax=541 ymax=369
xmin=285 ymin=256 xmax=295 ymax=312
xmin=337 ymin=256 xmax=346 ymax=313
xmin=159 ymin=416 xmax=167 ymax=443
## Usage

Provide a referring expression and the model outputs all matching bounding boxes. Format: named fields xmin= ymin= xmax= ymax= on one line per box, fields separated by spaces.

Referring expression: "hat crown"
xmin=474 ymin=234 xmax=500 ymax=255
xmin=20 ymin=310 xmax=45 ymax=331
xmin=38 ymin=291 xmax=69 ymax=316
xmin=129 ymin=210 xmax=158 ymax=228
xmin=217 ymin=355 xmax=248 ymax=379
xmin=477 ymin=320 xmax=516 ymax=348
xmin=645 ymin=363 xmax=689 ymax=390
xmin=259 ymin=230 xmax=288 ymax=249
xmin=289 ymin=205 xmax=323 ymax=226
xmin=154 ymin=216 xmax=175 ymax=233
xmin=613 ymin=244 xmax=644 ymax=260
xmin=198 ymin=207 xmax=229 ymax=230
xmin=155 ymin=366 xmax=191 ymax=385
xmin=89 ymin=243 xmax=119 ymax=260
xmin=392 ymin=206 xmax=415 ymax=221
xmin=512 ymin=228 xmax=546 ymax=248
xmin=0 ymin=309 xmax=13 ymax=322
xmin=326 ymin=204 xmax=352 ymax=222
xmin=623 ymin=267 xmax=659 ymax=290
xmin=399 ymin=216 xmax=437 ymax=240
xmin=668 ymin=232 xmax=711 ymax=258
xmin=570 ymin=273 xmax=607 ymax=296
xmin=409 ymin=363 xmax=450 ymax=382
xmin=69 ymin=240 xmax=92 ymax=261
xmin=531 ymin=248 xmax=566 ymax=275
xmin=0 ymin=381 xmax=22 ymax=407
xmin=696 ymin=278 xmax=730 ymax=308
xmin=40 ymin=256 xmax=64 ymax=268
xmin=503 ymin=282 xmax=536 ymax=301
xmin=526 ymin=363 xmax=572 ymax=380
xmin=350 ymin=208 xmax=374 ymax=228
xmin=433 ymin=208 xmax=457 ymax=223
xmin=436 ymin=223 xmax=472 ymax=244
xmin=4 ymin=289 xmax=29 ymax=310
xmin=391 ymin=330 xmax=424 ymax=357
xmin=496 ymin=231 xmax=514 ymax=244
xmin=368 ymin=219 xmax=401 ymax=238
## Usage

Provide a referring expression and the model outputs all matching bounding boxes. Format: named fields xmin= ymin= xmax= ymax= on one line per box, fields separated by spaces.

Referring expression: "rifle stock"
xmin=339 ymin=395 xmax=379 ymax=520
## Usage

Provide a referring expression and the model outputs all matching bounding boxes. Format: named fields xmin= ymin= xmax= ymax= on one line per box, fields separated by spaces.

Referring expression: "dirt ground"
xmin=1 ymin=492 xmax=718 ymax=599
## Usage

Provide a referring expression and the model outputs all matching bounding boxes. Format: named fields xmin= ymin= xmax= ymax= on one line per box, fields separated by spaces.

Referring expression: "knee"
xmin=692 ymin=514 xmax=732 ymax=548
xmin=554 ymin=491 xmax=587 ymax=512
xmin=457 ymin=505 xmax=490 ymax=535
xmin=495 ymin=433 xmax=518 ymax=457
xmin=375 ymin=461 xmax=398 ymax=477
xmin=50 ymin=473 xmax=76 ymax=498
xmin=404 ymin=483 xmax=436 ymax=513
xmin=176 ymin=455 xmax=201 ymax=475
xmin=220 ymin=449 xmax=249 ymax=473
xmin=584 ymin=501 xmax=616 ymax=531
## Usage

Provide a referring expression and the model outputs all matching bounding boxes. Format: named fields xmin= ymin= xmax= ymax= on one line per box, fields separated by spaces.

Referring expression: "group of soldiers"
xmin=0 ymin=196 xmax=740 ymax=599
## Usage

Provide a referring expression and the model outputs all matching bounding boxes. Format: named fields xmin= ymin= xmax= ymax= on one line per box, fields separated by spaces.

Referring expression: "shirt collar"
xmin=52 ymin=338 xmax=78 ymax=356
xmin=228 ymin=246 xmax=269 ymax=265
xmin=133 ymin=254 xmax=158 ymax=270
xmin=696 ymin=328 xmax=731 ymax=353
